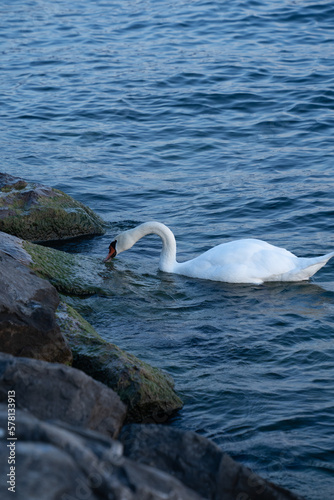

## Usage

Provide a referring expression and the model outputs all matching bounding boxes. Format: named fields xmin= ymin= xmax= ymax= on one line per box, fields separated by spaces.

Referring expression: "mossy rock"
xmin=56 ymin=302 xmax=183 ymax=422
xmin=0 ymin=230 xmax=106 ymax=296
xmin=0 ymin=173 xmax=106 ymax=242
xmin=23 ymin=240 xmax=109 ymax=296
xmin=0 ymin=230 xmax=183 ymax=421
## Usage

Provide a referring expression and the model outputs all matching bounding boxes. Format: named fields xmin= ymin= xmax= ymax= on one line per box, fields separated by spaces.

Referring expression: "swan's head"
xmin=104 ymin=230 xmax=136 ymax=262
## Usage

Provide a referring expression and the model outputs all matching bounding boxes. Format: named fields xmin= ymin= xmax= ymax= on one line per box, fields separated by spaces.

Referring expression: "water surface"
xmin=1 ymin=1 xmax=334 ymax=498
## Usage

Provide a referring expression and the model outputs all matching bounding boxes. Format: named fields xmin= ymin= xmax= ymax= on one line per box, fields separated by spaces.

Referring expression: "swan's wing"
xmin=175 ymin=239 xmax=334 ymax=284
xmin=176 ymin=239 xmax=298 ymax=283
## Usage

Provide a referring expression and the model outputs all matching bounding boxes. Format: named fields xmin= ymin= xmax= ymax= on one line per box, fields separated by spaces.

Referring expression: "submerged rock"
xmin=120 ymin=424 xmax=304 ymax=500
xmin=0 ymin=250 xmax=72 ymax=365
xmin=56 ymin=302 xmax=183 ymax=423
xmin=0 ymin=353 xmax=126 ymax=438
xmin=0 ymin=172 xmax=105 ymax=242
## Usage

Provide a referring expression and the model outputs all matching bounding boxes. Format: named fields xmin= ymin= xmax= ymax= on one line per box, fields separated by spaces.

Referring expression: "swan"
xmin=104 ymin=221 xmax=334 ymax=285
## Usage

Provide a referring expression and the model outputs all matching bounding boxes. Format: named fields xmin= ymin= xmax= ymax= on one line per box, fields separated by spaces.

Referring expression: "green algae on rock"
xmin=0 ymin=230 xmax=95 ymax=296
xmin=0 ymin=173 xmax=106 ymax=242
xmin=0 ymin=229 xmax=110 ymax=296
xmin=0 ymin=230 xmax=183 ymax=422
xmin=23 ymin=240 xmax=108 ymax=296
xmin=56 ymin=301 xmax=183 ymax=423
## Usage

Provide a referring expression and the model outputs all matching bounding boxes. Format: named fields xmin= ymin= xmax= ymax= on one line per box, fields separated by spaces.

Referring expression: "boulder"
xmin=0 ymin=250 xmax=72 ymax=365
xmin=23 ymin=238 xmax=108 ymax=296
xmin=0 ymin=231 xmax=183 ymax=422
xmin=0 ymin=229 xmax=109 ymax=296
xmin=0 ymin=405 xmax=203 ymax=500
xmin=0 ymin=172 xmax=105 ymax=242
xmin=0 ymin=353 xmax=126 ymax=438
xmin=119 ymin=424 xmax=304 ymax=500
xmin=57 ymin=302 xmax=183 ymax=423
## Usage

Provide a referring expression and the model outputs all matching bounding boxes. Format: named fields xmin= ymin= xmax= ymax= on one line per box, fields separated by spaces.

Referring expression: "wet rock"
xmin=57 ymin=301 xmax=184 ymax=423
xmin=0 ymin=230 xmax=183 ymax=422
xmin=0 ymin=172 xmax=105 ymax=242
xmin=0 ymin=353 xmax=126 ymax=438
xmin=119 ymin=424 xmax=304 ymax=500
xmin=23 ymin=238 xmax=107 ymax=296
xmin=0 ymin=229 xmax=108 ymax=296
xmin=0 ymin=250 xmax=72 ymax=365
xmin=0 ymin=406 xmax=203 ymax=500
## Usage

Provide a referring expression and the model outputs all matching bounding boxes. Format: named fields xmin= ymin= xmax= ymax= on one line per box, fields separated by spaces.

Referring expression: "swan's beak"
xmin=104 ymin=240 xmax=117 ymax=262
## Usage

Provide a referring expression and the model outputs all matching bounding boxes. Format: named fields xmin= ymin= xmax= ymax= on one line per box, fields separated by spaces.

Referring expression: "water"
xmin=1 ymin=0 xmax=334 ymax=498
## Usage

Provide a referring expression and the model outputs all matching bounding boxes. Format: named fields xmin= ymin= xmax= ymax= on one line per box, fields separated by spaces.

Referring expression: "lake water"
xmin=1 ymin=1 xmax=334 ymax=498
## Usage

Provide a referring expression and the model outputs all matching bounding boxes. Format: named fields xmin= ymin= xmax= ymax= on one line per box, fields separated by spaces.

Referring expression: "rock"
xmin=0 ymin=229 xmax=109 ymax=296
xmin=56 ymin=301 xmax=183 ymax=423
xmin=0 ymin=352 xmax=126 ymax=438
xmin=0 ymin=230 xmax=32 ymax=265
xmin=0 ymin=250 xmax=72 ymax=365
xmin=0 ymin=405 xmax=203 ymax=500
xmin=23 ymin=238 xmax=109 ymax=296
xmin=119 ymin=424 xmax=305 ymax=500
xmin=0 ymin=172 xmax=105 ymax=242
xmin=0 ymin=230 xmax=183 ymax=422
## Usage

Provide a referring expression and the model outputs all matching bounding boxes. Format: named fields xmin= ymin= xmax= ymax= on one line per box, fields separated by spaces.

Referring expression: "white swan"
xmin=105 ymin=221 xmax=334 ymax=285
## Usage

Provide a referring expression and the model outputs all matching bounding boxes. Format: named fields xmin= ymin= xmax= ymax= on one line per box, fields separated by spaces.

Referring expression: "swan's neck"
xmin=126 ymin=222 xmax=177 ymax=272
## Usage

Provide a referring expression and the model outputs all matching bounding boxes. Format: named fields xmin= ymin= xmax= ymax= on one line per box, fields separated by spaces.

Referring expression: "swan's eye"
xmin=109 ymin=240 xmax=117 ymax=252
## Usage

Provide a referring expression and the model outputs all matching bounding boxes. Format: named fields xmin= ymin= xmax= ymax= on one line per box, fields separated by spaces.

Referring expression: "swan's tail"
xmin=284 ymin=251 xmax=334 ymax=281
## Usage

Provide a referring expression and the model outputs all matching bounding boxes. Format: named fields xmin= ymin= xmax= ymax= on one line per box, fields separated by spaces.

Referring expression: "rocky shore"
xmin=0 ymin=173 xmax=304 ymax=499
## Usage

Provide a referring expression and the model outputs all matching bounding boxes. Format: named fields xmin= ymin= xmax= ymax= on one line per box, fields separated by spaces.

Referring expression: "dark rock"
xmin=0 ymin=231 xmax=183 ymax=422
xmin=0 ymin=229 xmax=110 ymax=296
xmin=0 ymin=250 xmax=72 ymax=365
xmin=0 ymin=405 xmax=203 ymax=500
xmin=119 ymin=424 xmax=305 ymax=500
xmin=0 ymin=172 xmax=105 ymax=242
xmin=0 ymin=352 xmax=126 ymax=438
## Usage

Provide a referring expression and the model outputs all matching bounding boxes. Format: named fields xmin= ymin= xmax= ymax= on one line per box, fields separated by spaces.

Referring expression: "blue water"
xmin=1 ymin=1 xmax=334 ymax=498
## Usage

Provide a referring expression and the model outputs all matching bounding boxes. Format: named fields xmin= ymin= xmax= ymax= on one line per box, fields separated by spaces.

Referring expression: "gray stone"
xmin=0 ymin=230 xmax=32 ymax=265
xmin=119 ymin=424 xmax=305 ymax=500
xmin=0 ymin=230 xmax=183 ymax=423
xmin=0 ymin=405 xmax=203 ymax=500
xmin=0 ymin=353 xmax=126 ymax=438
xmin=0 ymin=172 xmax=105 ymax=242
xmin=0 ymin=250 xmax=72 ymax=365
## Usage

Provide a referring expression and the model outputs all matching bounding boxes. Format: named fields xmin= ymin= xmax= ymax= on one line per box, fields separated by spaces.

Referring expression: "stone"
xmin=0 ymin=250 xmax=72 ymax=365
xmin=0 ymin=352 xmax=126 ymax=438
xmin=0 ymin=230 xmax=183 ymax=422
xmin=0 ymin=229 xmax=109 ymax=296
xmin=57 ymin=301 xmax=184 ymax=423
xmin=0 ymin=405 xmax=203 ymax=500
xmin=0 ymin=230 xmax=32 ymax=265
xmin=119 ymin=424 xmax=305 ymax=500
xmin=0 ymin=172 xmax=105 ymax=242
xmin=23 ymin=238 xmax=107 ymax=296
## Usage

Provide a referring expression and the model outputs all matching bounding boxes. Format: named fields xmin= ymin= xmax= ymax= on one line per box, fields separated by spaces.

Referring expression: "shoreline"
xmin=0 ymin=172 xmax=304 ymax=499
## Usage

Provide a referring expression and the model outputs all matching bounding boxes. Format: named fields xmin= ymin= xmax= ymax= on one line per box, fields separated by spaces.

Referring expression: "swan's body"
xmin=105 ymin=221 xmax=334 ymax=285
